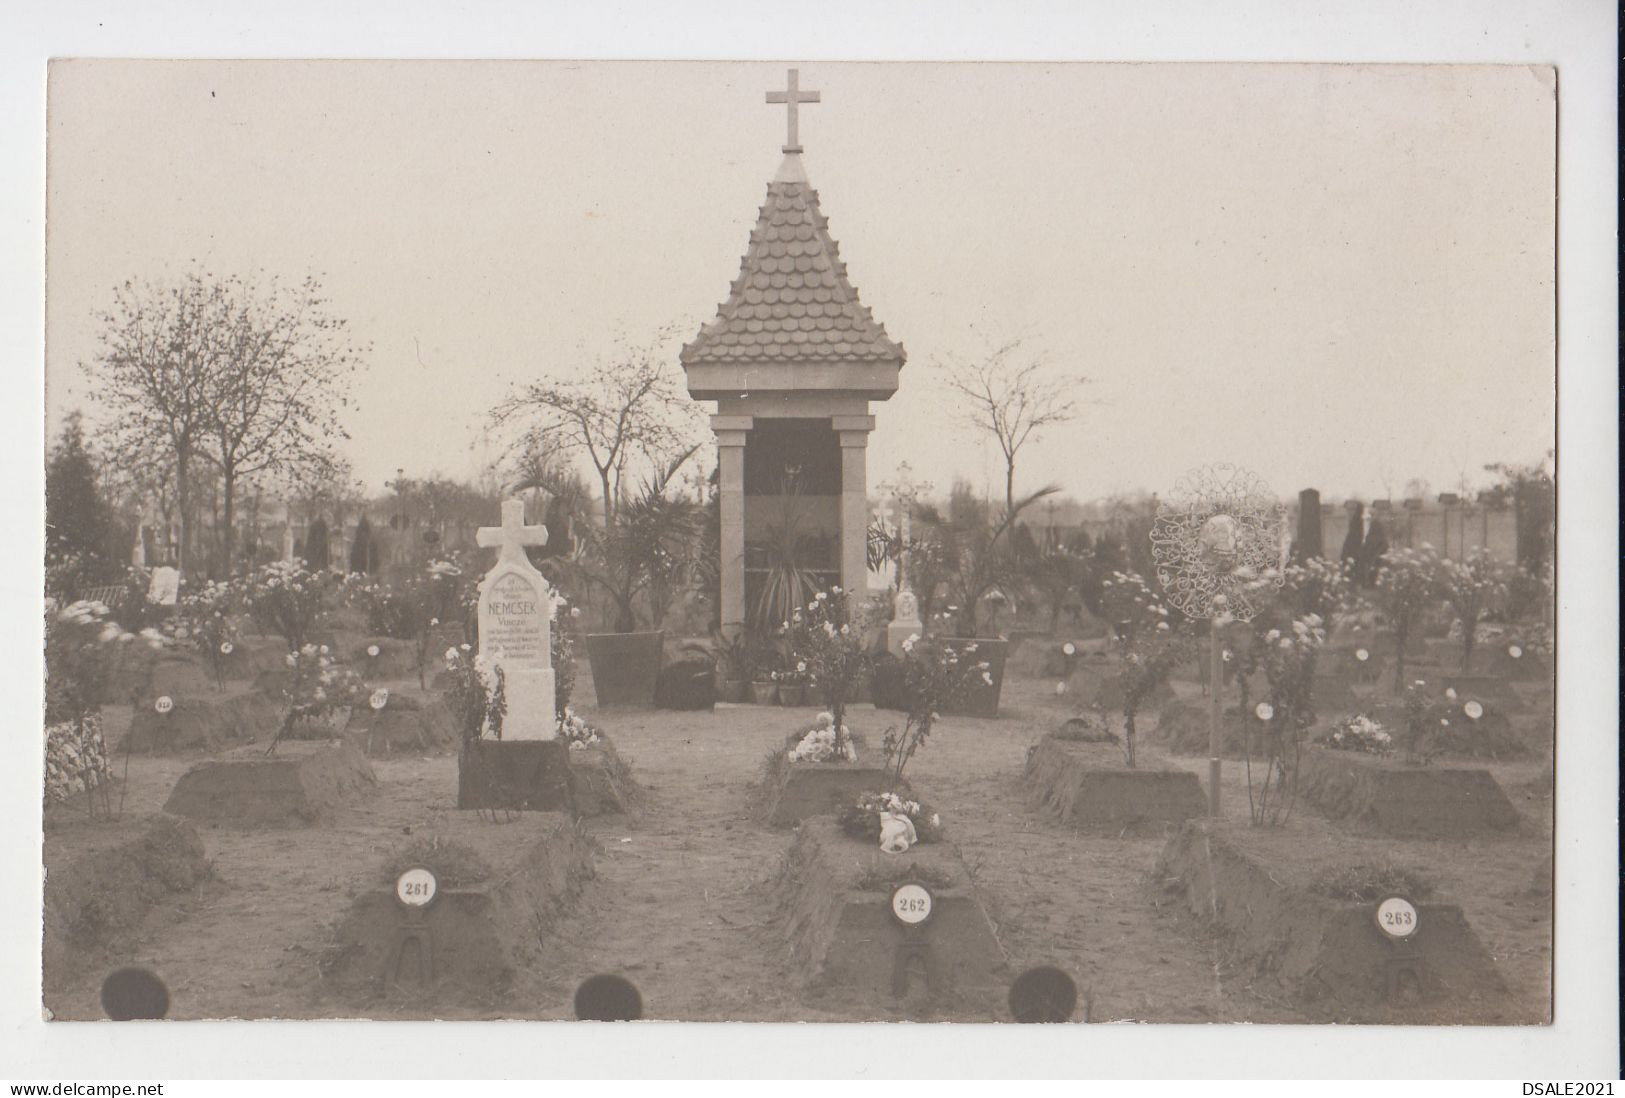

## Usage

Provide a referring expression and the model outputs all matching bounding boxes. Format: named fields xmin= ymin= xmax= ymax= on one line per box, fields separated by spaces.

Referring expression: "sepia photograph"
xmin=7 ymin=1 xmax=1619 ymax=1083
xmin=37 ymin=56 xmax=1561 ymax=1026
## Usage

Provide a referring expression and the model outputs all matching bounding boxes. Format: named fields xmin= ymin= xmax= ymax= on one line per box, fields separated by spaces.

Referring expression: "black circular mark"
xmin=100 ymin=967 xmax=170 ymax=1020
xmin=574 ymin=974 xmax=642 ymax=1021
xmin=1008 ymin=965 xmax=1077 ymax=1023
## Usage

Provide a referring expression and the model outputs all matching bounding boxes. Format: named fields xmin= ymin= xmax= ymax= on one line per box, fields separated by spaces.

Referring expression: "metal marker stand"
xmin=890 ymin=923 xmax=941 ymax=998
xmin=385 ymin=903 xmax=435 ymax=994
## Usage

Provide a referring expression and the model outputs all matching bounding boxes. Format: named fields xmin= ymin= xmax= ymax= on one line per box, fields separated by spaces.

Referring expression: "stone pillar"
xmin=833 ymin=415 xmax=875 ymax=618
xmin=712 ymin=415 xmax=752 ymax=633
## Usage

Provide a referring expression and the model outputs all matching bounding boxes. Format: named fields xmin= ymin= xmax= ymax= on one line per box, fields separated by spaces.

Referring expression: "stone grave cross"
xmin=475 ymin=498 xmax=557 ymax=740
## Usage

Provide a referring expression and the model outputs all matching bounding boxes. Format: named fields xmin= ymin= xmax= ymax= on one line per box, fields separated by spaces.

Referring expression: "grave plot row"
xmin=1023 ymin=733 xmax=1205 ymax=833
xmin=1155 ymin=822 xmax=1509 ymax=1022
xmin=1296 ymin=749 xmax=1521 ymax=839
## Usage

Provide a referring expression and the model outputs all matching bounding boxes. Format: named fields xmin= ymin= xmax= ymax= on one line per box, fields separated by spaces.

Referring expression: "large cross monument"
xmin=682 ymin=69 xmax=906 ymax=632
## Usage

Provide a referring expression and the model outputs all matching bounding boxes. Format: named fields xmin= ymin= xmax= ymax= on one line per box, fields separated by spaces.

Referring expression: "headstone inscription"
xmin=475 ymin=499 xmax=557 ymax=740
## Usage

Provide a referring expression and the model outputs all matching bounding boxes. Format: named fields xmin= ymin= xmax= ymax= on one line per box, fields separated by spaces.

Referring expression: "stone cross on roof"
xmin=766 ymin=68 xmax=820 ymax=154
xmin=476 ymin=498 xmax=548 ymax=567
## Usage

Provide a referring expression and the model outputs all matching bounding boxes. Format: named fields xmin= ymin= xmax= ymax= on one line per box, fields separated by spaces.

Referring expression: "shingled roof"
xmin=681 ymin=154 xmax=906 ymax=368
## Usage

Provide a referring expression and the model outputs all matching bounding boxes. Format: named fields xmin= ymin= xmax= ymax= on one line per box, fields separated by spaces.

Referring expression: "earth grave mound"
xmin=163 ymin=741 xmax=376 ymax=827
xmin=1155 ymin=822 xmax=1508 ymax=1022
xmin=121 ymin=690 xmax=284 ymax=755
xmin=322 ymin=816 xmax=595 ymax=1006
xmin=342 ymin=690 xmax=457 ymax=757
xmin=1296 ymin=749 xmax=1520 ymax=839
xmin=1024 ymin=734 xmax=1205 ymax=833
xmin=771 ymin=817 xmax=1009 ymax=1010
xmin=43 ymin=816 xmax=211 ymax=993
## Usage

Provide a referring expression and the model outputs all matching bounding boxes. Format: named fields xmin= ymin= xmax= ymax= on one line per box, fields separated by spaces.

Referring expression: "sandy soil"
xmin=41 ymin=648 xmax=1553 ymax=1024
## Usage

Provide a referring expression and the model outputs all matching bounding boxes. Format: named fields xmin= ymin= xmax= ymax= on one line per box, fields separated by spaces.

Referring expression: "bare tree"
xmin=940 ymin=339 xmax=1090 ymax=519
xmin=83 ymin=270 xmax=364 ymax=578
xmin=489 ymin=327 xmax=701 ymax=527
xmin=83 ymin=273 xmax=229 ymax=576
xmin=202 ymin=273 xmax=365 ymax=574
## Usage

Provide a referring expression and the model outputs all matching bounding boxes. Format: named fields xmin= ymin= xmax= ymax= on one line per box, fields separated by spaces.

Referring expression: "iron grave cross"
xmin=476 ymin=498 xmax=548 ymax=567
xmin=767 ymin=68 xmax=820 ymax=153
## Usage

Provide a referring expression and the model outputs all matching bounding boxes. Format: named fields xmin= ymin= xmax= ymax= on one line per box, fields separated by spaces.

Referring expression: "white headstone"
xmin=147 ymin=566 xmax=180 ymax=607
xmin=475 ymin=498 xmax=556 ymax=740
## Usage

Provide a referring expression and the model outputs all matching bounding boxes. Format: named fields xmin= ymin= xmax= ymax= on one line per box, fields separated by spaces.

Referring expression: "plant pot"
xmin=584 ymin=631 xmax=664 ymax=708
xmin=777 ymin=684 xmax=805 ymax=706
xmin=750 ymin=681 xmax=778 ymax=706
xmin=717 ymin=678 xmax=747 ymax=703
xmin=939 ymin=638 xmax=1010 ymax=719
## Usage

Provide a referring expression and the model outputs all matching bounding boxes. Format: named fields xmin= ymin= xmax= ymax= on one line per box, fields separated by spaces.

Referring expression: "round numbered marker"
xmin=1463 ymin=700 xmax=1484 ymax=721
xmin=367 ymin=645 xmax=380 ymax=658
xmin=1375 ymin=896 xmax=1419 ymax=941
xmin=220 ymin=641 xmax=233 ymax=655
xmin=370 ymin=688 xmax=390 ymax=711
xmin=890 ymin=882 xmax=934 ymax=928
xmin=154 ymin=696 xmax=174 ymax=715
xmin=1355 ymin=648 xmax=1370 ymax=662
xmin=1255 ymin=702 xmax=1275 ymax=721
xmin=395 ymin=867 xmax=437 ymax=909
xmin=1508 ymin=645 xmax=1523 ymax=660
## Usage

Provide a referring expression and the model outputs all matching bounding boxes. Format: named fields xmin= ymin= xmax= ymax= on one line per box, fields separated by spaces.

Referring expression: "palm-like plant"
xmin=916 ymin=482 xmax=1060 ymax=636
xmin=582 ymin=445 xmax=704 ymax=633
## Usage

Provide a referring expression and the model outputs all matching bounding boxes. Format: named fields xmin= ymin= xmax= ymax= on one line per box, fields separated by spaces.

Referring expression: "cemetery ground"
xmin=42 ymin=638 xmax=1551 ymax=1024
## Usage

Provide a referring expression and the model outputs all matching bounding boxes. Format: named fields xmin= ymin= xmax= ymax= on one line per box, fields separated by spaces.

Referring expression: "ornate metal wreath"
xmin=1150 ymin=463 xmax=1286 ymax=622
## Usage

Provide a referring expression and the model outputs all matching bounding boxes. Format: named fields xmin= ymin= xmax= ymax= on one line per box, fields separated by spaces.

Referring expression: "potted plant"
xmin=774 ymin=667 xmax=806 ymax=707
xmin=712 ymin=626 xmax=753 ymax=703
xmin=750 ymin=669 xmax=779 ymax=706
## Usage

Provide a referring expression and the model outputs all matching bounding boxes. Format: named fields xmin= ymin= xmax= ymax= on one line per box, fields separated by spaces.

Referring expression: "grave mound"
xmin=121 ymin=691 xmax=284 ymax=754
xmin=323 ymin=814 xmax=595 ymax=1004
xmin=1297 ymin=749 xmax=1520 ymax=839
xmin=347 ymin=637 xmax=421 ymax=681
xmin=756 ymin=730 xmax=897 ymax=827
xmin=1023 ymin=736 xmax=1204 ymax=833
xmin=771 ymin=816 xmax=1008 ymax=1008
xmin=457 ymin=740 xmax=572 ymax=811
xmin=1155 ymin=822 xmax=1508 ymax=1021
xmin=43 ymin=816 xmax=211 ymax=989
xmin=568 ymin=738 xmax=646 ymax=817
xmin=342 ymin=692 xmax=457 ymax=757
xmin=1151 ymin=700 xmax=1248 ymax=758
xmin=1093 ymin=675 xmax=1175 ymax=713
xmin=1440 ymin=675 xmax=1526 ymax=712
xmin=163 ymin=742 xmax=376 ymax=826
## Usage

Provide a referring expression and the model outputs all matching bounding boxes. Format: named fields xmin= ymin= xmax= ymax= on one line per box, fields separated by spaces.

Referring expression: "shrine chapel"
xmin=681 ymin=70 xmax=906 ymax=632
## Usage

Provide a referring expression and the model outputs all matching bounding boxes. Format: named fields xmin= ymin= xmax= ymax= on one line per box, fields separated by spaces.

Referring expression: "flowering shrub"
xmin=552 ymin=602 xmax=580 ymax=718
xmin=349 ymin=558 xmax=474 ymax=687
xmin=1427 ymin=548 xmax=1509 ymax=671
xmin=172 ymin=580 xmax=240 ymax=689
xmin=784 ymin=587 xmax=870 ymax=757
xmin=1276 ymin=557 xmax=1356 ymax=635
xmin=266 ymin=643 xmax=367 ymax=753
xmin=46 ymin=598 xmax=164 ymax=729
xmin=1242 ymin=614 xmax=1325 ymax=827
xmin=838 ymin=790 xmax=945 ymax=846
xmin=786 ymin=712 xmax=858 ymax=764
xmin=558 ymin=706 xmax=602 ymax=751
xmin=882 ymin=632 xmax=990 ymax=788
xmin=245 ymin=559 xmax=342 ymax=651
xmin=441 ymin=645 xmax=506 ymax=746
xmin=1399 ymin=679 xmax=1444 ymax=763
xmin=1101 ymin=571 xmax=1189 ymax=768
xmin=1323 ymin=713 xmax=1394 ymax=755
xmin=1372 ymin=547 xmax=1440 ymax=692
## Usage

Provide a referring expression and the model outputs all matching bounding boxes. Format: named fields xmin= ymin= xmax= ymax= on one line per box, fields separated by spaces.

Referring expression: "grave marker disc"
xmin=1355 ymin=648 xmax=1370 ymax=662
xmin=395 ymin=866 xmax=438 ymax=909
xmin=890 ymin=882 xmax=934 ymax=928
xmin=154 ymin=696 xmax=173 ymax=715
xmin=1463 ymin=700 xmax=1484 ymax=721
xmin=370 ymin=688 xmax=390 ymax=711
xmin=1375 ymin=895 xmax=1419 ymax=941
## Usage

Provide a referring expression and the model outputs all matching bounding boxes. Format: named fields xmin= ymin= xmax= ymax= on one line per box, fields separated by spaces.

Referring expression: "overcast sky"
xmin=44 ymin=60 xmax=1555 ymax=503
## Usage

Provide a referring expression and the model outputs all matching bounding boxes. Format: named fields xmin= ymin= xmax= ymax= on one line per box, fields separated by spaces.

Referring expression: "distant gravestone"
xmin=475 ymin=499 xmax=557 ymax=740
xmin=1295 ymin=489 xmax=1323 ymax=562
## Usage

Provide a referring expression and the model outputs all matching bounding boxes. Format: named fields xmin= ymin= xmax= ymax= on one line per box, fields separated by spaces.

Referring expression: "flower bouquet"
xmin=786 ymin=711 xmax=857 ymax=764
xmin=839 ymin=790 xmax=945 ymax=849
xmin=558 ymin=706 xmax=603 ymax=751
xmin=1323 ymin=713 xmax=1394 ymax=756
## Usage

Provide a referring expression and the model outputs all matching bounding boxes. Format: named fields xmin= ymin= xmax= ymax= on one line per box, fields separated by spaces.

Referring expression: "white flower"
xmin=816 ymin=592 xmax=828 ymax=601
xmin=445 ymin=647 xmax=458 ymax=661
xmin=930 ymin=813 xmax=941 ymax=828
xmin=901 ymin=634 xmax=918 ymax=654
xmin=570 ymin=607 xmax=581 ymax=618
xmin=796 ymin=661 xmax=807 ymax=673
xmin=1445 ymin=688 xmax=1458 ymax=701
xmin=367 ymin=645 xmax=380 ymax=657
xmin=1054 ymin=681 xmax=1067 ymax=696
xmin=220 ymin=641 xmax=234 ymax=655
